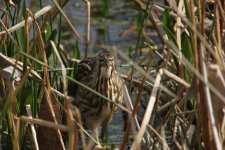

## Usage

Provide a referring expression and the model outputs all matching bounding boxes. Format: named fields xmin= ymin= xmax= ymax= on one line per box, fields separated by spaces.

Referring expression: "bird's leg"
xmin=122 ymin=107 xmax=128 ymax=131
xmin=94 ymin=127 xmax=100 ymax=145
xmin=100 ymin=119 xmax=109 ymax=143
xmin=101 ymin=106 xmax=116 ymax=143
xmin=87 ymin=126 xmax=101 ymax=150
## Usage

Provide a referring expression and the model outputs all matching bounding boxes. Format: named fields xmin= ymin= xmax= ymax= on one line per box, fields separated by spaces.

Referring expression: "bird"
xmin=72 ymin=49 xmax=123 ymax=149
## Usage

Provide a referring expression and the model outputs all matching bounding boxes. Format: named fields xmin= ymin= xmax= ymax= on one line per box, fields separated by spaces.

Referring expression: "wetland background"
xmin=0 ymin=0 xmax=224 ymax=149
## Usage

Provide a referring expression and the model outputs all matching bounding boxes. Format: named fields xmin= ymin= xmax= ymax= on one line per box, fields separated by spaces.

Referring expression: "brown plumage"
xmin=73 ymin=49 xmax=123 ymax=149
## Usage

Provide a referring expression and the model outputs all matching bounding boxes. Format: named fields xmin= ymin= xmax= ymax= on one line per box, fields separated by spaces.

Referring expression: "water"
xmin=22 ymin=0 xmax=139 ymax=57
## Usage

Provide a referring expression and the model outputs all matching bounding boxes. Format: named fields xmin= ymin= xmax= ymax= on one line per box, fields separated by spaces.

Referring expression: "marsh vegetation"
xmin=0 ymin=0 xmax=224 ymax=149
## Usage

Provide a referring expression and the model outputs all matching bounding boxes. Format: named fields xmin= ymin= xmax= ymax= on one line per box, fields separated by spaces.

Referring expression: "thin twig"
xmin=51 ymin=0 xmax=83 ymax=41
xmin=33 ymin=13 xmax=66 ymax=149
xmin=117 ymin=50 xmax=176 ymax=98
xmin=130 ymin=69 xmax=162 ymax=150
xmin=50 ymin=40 xmax=76 ymax=150
xmin=15 ymin=117 xmax=20 ymax=150
xmin=161 ymin=125 xmax=168 ymax=150
xmin=73 ymin=108 xmax=87 ymax=150
xmin=162 ymin=69 xmax=191 ymax=88
xmin=19 ymin=116 xmax=71 ymax=132
xmin=72 ymin=118 xmax=99 ymax=146
xmin=122 ymin=83 xmax=139 ymax=138
xmin=83 ymin=0 xmax=91 ymax=58
xmin=147 ymin=124 xmax=170 ymax=150
xmin=0 ymin=6 xmax=51 ymax=35
xmin=157 ymin=87 xmax=195 ymax=113
xmin=26 ymin=105 xmax=39 ymax=150
xmin=176 ymin=0 xmax=184 ymax=77
xmin=199 ymin=26 xmax=222 ymax=149
xmin=121 ymin=57 xmax=152 ymax=150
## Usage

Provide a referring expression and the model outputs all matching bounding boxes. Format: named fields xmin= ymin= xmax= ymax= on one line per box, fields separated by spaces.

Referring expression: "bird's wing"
xmin=73 ymin=57 xmax=97 ymax=106
xmin=76 ymin=57 xmax=97 ymax=82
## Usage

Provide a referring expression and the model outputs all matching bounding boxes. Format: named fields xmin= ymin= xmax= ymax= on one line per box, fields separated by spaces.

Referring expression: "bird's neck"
xmin=95 ymin=72 xmax=115 ymax=102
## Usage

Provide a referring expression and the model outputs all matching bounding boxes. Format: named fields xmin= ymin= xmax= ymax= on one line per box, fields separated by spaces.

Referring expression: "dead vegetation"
xmin=0 ymin=0 xmax=224 ymax=150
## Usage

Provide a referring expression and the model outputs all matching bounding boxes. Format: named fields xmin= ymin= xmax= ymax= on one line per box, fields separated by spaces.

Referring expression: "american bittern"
xmin=73 ymin=49 xmax=123 ymax=149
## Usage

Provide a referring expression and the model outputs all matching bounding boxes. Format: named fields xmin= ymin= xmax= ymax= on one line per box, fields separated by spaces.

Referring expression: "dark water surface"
xmin=27 ymin=0 xmax=139 ymax=57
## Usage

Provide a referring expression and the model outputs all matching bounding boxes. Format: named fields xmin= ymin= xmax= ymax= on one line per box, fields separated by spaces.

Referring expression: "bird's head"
xmin=98 ymin=49 xmax=115 ymax=79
